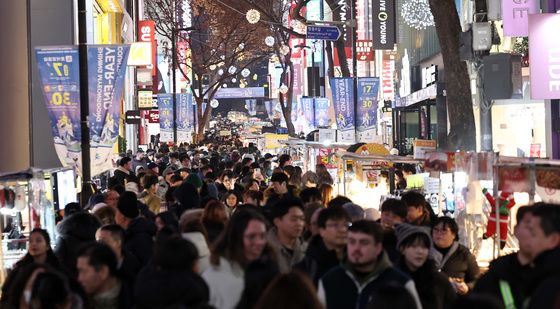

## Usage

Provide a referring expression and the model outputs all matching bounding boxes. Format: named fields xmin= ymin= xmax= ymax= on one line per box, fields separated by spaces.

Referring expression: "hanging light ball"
xmin=401 ymin=0 xmax=435 ymax=30
xmin=280 ymin=45 xmax=290 ymax=56
xmin=241 ymin=68 xmax=251 ymax=78
xmin=265 ymin=36 xmax=275 ymax=47
xmin=246 ymin=9 xmax=261 ymax=24
xmin=279 ymin=85 xmax=289 ymax=94
xmin=210 ymin=99 xmax=219 ymax=108
xmin=231 ymin=78 xmax=237 ymax=83
xmin=228 ymin=66 xmax=237 ymax=74
xmin=217 ymin=69 xmax=224 ymax=76
xmin=238 ymin=43 xmax=245 ymax=50
xmin=209 ymin=64 xmax=217 ymax=71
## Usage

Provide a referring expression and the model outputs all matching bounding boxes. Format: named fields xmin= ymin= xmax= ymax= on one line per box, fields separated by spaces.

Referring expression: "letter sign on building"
xmin=372 ymin=0 xmax=396 ymax=49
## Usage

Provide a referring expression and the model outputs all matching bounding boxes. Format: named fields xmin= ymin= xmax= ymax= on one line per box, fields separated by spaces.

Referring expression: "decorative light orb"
xmin=218 ymin=69 xmax=224 ymax=76
xmin=270 ymin=55 xmax=279 ymax=63
xmin=238 ymin=43 xmax=245 ymax=50
xmin=228 ymin=66 xmax=237 ymax=74
xmin=231 ymin=78 xmax=237 ymax=83
xmin=279 ymin=85 xmax=289 ymax=94
xmin=220 ymin=55 xmax=225 ymax=60
xmin=210 ymin=99 xmax=219 ymax=108
xmin=265 ymin=36 xmax=275 ymax=47
xmin=222 ymin=84 xmax=228 ymax=88
xmin=280 ymin=45 xmax=290 ymax=56
xmin=252 ymin=74 xmax=258 ymax=80
xmin=241 ymin=68 xmax=251 ymax=78
xmin=401 ymin=0 xmax=435 ymax=30
xmin=209 ymin=64 xmax=217 ymax=71
xmin=239 ymin=83 xmax=246 ymax=88
xmin=246 ymin=9 xmax=261 ymax=24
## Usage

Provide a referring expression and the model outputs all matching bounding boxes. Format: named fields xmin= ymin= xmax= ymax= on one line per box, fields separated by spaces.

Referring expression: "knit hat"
xmin=394 ymin=223 xmax=432 ymax=249
xmin=117 ymin=191 xmax=139 ymax=219
xmin=185 ymin=173 xmax=203 ymax=189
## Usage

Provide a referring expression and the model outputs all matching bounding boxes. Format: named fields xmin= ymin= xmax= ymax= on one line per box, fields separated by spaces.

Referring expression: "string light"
xmin=279 ymin=85 xmax=288 ymax=94
xmin=246 ymin=9 xmax=260 ymax=24
xmin=241 ymin=68 xmax=251 ymax=78
xmin=228 ymin=66 xmax=237 ymax=74
xmin=265 ymin=36 xmax=275 ymax=47
xmin=401 ymin=0 xmax=435 ymax=30
xmin=280 ymin=45 xmax=290 ymax=56
xmin=210 ymin=99 xmax=219 ymax=108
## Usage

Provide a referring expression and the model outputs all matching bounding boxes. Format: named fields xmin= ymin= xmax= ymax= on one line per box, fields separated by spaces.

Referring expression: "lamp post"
xmin=171 ymin=27 xmax=196 ymax=144
xmin=78 ymin=0 xmax=92 ymax=206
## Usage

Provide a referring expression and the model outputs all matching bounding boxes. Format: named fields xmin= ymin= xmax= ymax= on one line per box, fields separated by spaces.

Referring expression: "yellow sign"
xmin=264 ymin=134 xmax=289 ymax=149
xmin=413 ymin=139 xmax=437 ymax=159
xmin=97 ymin=0 xmax=123 ymax=13
xmin=128 ymin=42 xmax=152 ymax=66
xmin=355 ymin=143 xmax=390 ymax=155
xmin=138 ymin=90 xmax=153 ymax=109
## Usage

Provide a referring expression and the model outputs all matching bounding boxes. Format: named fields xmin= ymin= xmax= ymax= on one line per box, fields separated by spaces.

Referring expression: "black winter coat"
xmin=398 ymin=259 xmax=456 ymax=309
xmin=527 ymin=248 xmax=560 ymax=309
xmin=55 ymin=212 xmax=102 ymax=277
xmin=134 ymin=264 xmax=210 ymax=308
xmin=473 ymin=253 xmax=533 ymax=309
xmin=433 ymin=242 xmax=480 ymax=290
xmin=295 ymin=235 xmax=342 ymax=286
xmin=124 ymin=217 xmax=156 ymax=266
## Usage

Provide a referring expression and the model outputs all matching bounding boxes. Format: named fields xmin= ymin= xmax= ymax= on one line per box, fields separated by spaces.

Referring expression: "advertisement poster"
xmin=158 ymin=94 xmax=173 ymax=142
xmin=301 ymin=97 xmax=315 ymax=133
xmin=498 ymin=166 xmax=531 ymax=192
xmin=314 ymin=97 xmax=330 ymax=127
xmin=357 ymin=77 xmax=380 ymax=142
xmin=176 ymin=93 xmax=192 ymax=142
xmin=330 ymin=77 xmax=355 ymax=142
xmin=35 ymin=46 xmax=82 ymax=171
xmin=372 ymin=0 xmax=396 ymax=49
xmin=529 ymin=14 xmax=560 ymax=99
xmin=317 ymin=148 xmax=338 ymax=169
xmin=87 ymin=45 xmax=130 ymax=176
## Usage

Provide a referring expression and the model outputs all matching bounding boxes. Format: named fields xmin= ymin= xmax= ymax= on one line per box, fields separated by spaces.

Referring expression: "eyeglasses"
xmin=433 ymin=227 xmax=452 ymax=234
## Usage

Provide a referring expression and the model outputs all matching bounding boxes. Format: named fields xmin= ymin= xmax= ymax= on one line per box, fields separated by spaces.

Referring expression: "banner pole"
xmin=351 ymin=0 xmax=359 ymax=142
xmin=78 ymin=0 xmax=92 ymax=206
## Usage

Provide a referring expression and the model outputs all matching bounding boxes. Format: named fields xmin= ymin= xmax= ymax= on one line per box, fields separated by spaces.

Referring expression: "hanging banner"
xmin=330 ymin=77 xmax=355 ymax=142
xmin=314 ymin=97 xmax=330 ymax=127
xmin=176 ymin=93 xmax=192 ymax=142
xmin=529 ymin=14 xmax=560 ymax=99
xmin=88 ymin=45 xmax=130 ymax=176
xmin=382 ymin=59 xmax=395 ymax=100
xmin=300 ymin=97 xmax=315 ymax=133
xmin=245 ymin=99 xmax=257 ymax=116
xmin=35 ymin=46 xmax=82 ymax=171
xmin=264 ymin=100 xmax=273 ymax=119
xmin=502 ymin=0 xmax=539 ymax=37
xmin=138 ymin=20 xmax=157 ymax=91
xmin=357 ymin=77 xmax=380 ymax=142
xmin=372 ymin=0 xmax=396 ymax=49
xmin=158 ymin=94 xmax=173 ymax=142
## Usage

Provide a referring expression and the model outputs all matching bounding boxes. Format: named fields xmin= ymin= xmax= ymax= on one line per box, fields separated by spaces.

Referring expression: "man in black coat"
xmin=115 ymin=192 xmax=156 ymax=266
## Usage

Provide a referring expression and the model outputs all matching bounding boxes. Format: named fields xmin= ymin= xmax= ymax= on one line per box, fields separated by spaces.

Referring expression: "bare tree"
xmin=145 ymin=0 xmax=273 ymax=141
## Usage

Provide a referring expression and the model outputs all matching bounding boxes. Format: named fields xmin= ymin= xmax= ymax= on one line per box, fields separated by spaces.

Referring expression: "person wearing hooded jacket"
xmin=115 ymin=191 xmax=157 ymax=266
xmin=317 ymin=220 xmax=422 ymax=309
xmin=54 ymin=212 xmax=102 ymax=277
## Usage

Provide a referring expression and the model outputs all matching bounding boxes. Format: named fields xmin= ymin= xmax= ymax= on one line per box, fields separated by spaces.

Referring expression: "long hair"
xmin=210 ymin=209 xmax=273 ymax=269
xmin=254 ymin=271 xmax=323 ymax=309
xmin=203 ymin=200 xmax=228 ymax=224
xmin=17 ymin=228 xmax=60 ymax=269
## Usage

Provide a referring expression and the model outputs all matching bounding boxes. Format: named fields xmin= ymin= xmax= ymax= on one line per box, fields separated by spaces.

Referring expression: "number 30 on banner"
xmin=50 ymin=92 xmax=73 ymax=106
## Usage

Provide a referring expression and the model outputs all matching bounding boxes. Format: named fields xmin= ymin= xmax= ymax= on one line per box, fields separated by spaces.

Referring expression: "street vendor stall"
xmin=0 ymin=167 xmax=77 ymax=285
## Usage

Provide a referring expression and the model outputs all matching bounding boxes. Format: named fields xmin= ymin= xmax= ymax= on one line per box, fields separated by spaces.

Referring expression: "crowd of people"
xmin=1 ymin=137 xmax=559 ymax=309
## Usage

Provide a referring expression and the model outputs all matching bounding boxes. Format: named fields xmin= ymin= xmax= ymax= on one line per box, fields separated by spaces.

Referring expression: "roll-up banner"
xmin=372 ymin=0 xmax=396 ymax=50
xmin=158 ymin=94 xmax=173 ymax=142
xmin=357 ymin=77 xmax=380 ymax=142
xmin=330 ymin=77 xmax=355 ymax=142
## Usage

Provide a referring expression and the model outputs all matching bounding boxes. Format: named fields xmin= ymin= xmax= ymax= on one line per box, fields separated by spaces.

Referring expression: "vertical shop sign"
xmin=87 ymin=45 xmax=130 ymax=176
xmin=138 ymin=20 xmax=158 ymax=92
xmin=357 ymin=77 xmax=380 ymax=141
xmin=301 ymin=97 xmax=316 ymax=132
xmin=330 ymin=77 xmax=355 ymax=132
xmin=502 ymin=0 xmax=539 ymax=37
xmin=35 ymin=46 xmax=82 ymax=171
xmin=372 ymin=0 xmax=396 ymax=49
xmin=529 ymin=14 xmax=560 ymax=99
xmin=382 ymin=59 xmax=395 ymax=100
xmin=158 ymin=94 xmax=173 ymax=142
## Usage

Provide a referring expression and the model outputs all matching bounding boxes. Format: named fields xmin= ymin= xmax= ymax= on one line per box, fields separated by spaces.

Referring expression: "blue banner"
xmin=35 ymin=46 xmax=82 ymax=169
xmin=314 ymin=98 xmax=330 ymax=127
xmin=357 ymin=77 xmax=380 ymax=132
xmin=158 ymin=94 xmax=173 ymax=142
xmin=87 ymin=45 xmax=130 ymax=145
xmin=177 ymin=93 xmax=192 ymax=142
xmin=264 ymin=100 xmax=273 ymax=119
xmin=301 ymin=98 xmax=315 ymax=129
xmin=245 ymin=99 xmax=257 ymax=116
xmin=330 ymin=78 xmax=355 ymax=131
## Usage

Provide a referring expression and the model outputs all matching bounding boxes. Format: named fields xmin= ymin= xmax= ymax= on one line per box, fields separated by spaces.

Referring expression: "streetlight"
xmin=171 ymin=27 xmax=197 ymax=144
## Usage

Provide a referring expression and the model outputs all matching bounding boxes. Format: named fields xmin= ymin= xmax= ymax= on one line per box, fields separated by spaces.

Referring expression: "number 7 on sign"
xmin=52 ymin=62 xmax=69 ymax=77
xmin=363 ymin=85 xmax=371 ymax=93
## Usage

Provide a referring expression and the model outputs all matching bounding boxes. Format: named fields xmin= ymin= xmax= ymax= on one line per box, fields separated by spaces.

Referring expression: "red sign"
xmin=382 ymin=59 xmax=395 ymax=100
xmin=530 ymin=143 xmax=541 ymax=157
xmin=138 ymin=20 xmax=157 ymax=93
xmin=357 ymin=40 xmax=374 ymax=61
xmin=146 ymin=110 xmax=159 ymax=123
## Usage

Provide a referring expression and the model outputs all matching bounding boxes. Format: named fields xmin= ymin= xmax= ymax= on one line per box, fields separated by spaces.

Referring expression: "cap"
xmin=147 ymin=162 xmax=158 ymax=169
xmin=117 ymin=191 xmax=139 ymax=219
xmin=394 ymin=223 xmax=432 ymax=249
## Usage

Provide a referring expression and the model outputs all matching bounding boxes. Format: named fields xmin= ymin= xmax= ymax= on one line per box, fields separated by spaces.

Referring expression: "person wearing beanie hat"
xmin=116 ymin=191 xmax=156 ymax=266
xmin=394 ymin=223 xmax=456 ymax=309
